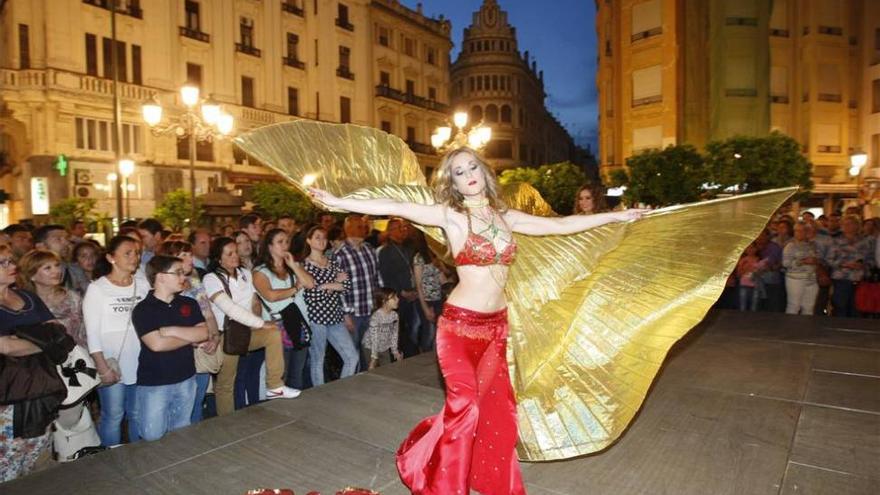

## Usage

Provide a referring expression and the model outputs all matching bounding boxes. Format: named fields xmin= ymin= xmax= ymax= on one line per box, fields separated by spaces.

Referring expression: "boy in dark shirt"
xmin=133 ymin=255 xmax=208 ymax=441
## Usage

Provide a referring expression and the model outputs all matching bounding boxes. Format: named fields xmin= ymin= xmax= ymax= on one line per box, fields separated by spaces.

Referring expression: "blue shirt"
xmin=0 ymin=288 xmax=54 ymax=336
xmin=132 ymin=291 xmax=204 ymax=386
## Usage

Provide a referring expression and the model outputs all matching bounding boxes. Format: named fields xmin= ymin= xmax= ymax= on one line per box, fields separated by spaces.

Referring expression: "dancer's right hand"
xmin=308 ymin=187 xmax=341 ymax=208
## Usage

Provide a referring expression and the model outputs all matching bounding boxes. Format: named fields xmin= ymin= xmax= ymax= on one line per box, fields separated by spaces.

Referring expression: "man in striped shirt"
xmin=333 ymin=215 xmax=380 ymax=371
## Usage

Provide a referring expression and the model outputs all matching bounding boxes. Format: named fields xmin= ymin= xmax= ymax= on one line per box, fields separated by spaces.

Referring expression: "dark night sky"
xmin=402 ymin=0 xmax=599 ymax=151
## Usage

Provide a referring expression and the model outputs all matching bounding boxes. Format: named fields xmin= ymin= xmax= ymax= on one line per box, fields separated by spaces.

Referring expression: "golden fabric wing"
xmin=507 ymin=187 xmax=796 ymax=461
xmin=232 ymin=120 xmax=427 ymax=201
xmin=234 ymin=121 xmax=795 ymax=462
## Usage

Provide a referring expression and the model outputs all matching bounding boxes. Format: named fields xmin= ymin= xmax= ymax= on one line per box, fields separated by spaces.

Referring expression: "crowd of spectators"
xmin=2 ymin=194 xmax=877 ymax=482
xmin=0 ymin=211 xmax=454 ymax=482
xmin=721 ymin=209 xmax=880 ymax=317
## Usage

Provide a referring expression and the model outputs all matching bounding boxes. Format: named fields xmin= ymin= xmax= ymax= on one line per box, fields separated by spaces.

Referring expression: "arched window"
xmin=500 ymin=104 xmax=512 ymax=123
xmin=470 ymin=105 xmax=483 ymax=122
xmin=486 ymin=104 xmax=499 ymax=122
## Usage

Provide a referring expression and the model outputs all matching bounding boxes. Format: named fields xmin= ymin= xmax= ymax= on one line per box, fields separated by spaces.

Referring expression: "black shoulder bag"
xmin=257 ymin=266 xmax=312 ymax=350
xmin=217 ymin=270 xmax=252 ymax=356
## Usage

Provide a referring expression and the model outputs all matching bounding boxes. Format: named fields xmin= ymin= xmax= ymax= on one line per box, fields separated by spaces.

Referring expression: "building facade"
xmin=0 ymin=0 xmax=451 ymax=225
xmin=597 ymin=0 xmax=880 ymax=210
xmin=450 ymin=0 xmax=575 ymax=171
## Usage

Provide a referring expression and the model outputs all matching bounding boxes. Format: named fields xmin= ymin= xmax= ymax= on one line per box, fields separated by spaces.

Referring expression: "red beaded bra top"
xmin=453 ymin=210 xmax=517 ymax=267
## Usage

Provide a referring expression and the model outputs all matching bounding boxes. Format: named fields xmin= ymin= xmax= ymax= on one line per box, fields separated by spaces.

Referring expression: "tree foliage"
xmin=611 ymin=145 xmax=710 ymax=207
xmin=49 ymin=197 xmax=98 ymax=228
xmin=611 ymin=134 xmax=814 ymax=207
xmin=498 ymin=161 xmax=588 ymax=215
xmin=154 ymin=189 xmax=202 ymax=232
xmin=704 ymin=131 xmax=813 ymax=195
xmin=248 ymin=181 xmax=316 ymax=221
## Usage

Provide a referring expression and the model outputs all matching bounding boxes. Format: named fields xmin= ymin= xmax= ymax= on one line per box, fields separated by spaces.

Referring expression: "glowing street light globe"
xmin=118 ymin=159 xmax=135 ymax=178
xmin=201 ymin=98 xmax=221 ymax=125
xmin=180 ymin=85 xmax=200 ymax=107
xmin=217 ymin=113 xmax=235 ymax=135
xmin=142 ymin=100 xmax=163 ymax=127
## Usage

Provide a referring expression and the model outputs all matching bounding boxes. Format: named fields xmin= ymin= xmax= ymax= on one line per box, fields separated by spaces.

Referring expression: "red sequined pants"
xmin=396 ymin=303 xmax=526 ymax=495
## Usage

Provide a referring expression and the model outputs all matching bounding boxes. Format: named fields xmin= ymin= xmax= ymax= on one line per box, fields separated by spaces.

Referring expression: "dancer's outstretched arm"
xmin=308 ymin=187 xmax=447 ymax=228
xmin=505 ymin=208 xmax=647 ymax=236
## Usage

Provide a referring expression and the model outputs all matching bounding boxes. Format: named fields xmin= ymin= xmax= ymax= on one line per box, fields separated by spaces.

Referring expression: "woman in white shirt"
xmin=84 ymin=235 xmax=149 ymax=446
xmin=203 ymin=237 xmax=301 ymax=416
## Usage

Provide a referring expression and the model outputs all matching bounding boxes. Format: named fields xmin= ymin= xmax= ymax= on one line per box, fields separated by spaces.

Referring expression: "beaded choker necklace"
xmin=463 ymin=197 xmax=490 ymax=208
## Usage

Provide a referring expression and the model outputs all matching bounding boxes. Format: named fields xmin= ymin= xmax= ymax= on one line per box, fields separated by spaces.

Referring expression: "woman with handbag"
xmin=84 ymin=235 xmax=149 ymax=446
xmin=0 ymin=244 xmax=58 ymax=481
xmin=254 ymin=229 xmax=314 ymax=390
xmin=203 ymin=237 xmax=301 ymax=417
xmin=158 ymin=240 xmax=221 ymax=423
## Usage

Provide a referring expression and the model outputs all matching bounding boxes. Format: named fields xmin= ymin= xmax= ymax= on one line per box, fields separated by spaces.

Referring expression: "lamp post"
xmin=119 ymin=159 xmax=135 ymax=219
xmin=430 ymin=111 xmax=492 ymax=153
xmin=142 ymin=86 xmax=234 ymax=225
xmin=850 ymin=151 xmax=868 ymax=207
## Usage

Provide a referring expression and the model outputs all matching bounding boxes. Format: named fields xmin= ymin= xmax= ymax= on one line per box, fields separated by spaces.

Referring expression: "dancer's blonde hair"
xmin=431 ymin=147 xmax=507 ymax=213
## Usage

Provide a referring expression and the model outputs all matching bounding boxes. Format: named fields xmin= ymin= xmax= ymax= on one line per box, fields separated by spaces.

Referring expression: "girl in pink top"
xmin=736 ymin=243 xmax=761 ymax=311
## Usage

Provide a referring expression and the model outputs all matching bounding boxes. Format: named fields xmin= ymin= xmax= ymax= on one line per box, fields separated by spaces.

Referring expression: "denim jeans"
xmin=234 ymin=348 xmax=265 ymax=409
xmin=738 ymin=286 xmax=757 ymax=311
xmin=419 ymin=300 xmax=444 ymax=351
xmin=398 ymin=298 xmax=422 ymax=357
xmin=351 ymin=315 xmax=371 ymax=372
xmin=283 ymin=347 xmax=309 ymax=389
xmin=97 ymin=382 xmax=140 ymax=446
xmin=137 ymin=376 xmax=197 ymax=442
xmin=831 ymin=279 xmax=859 ymax=317
xmin=191 ymin=373 xmax=211 ymax=424
xmin=308 ymin=322 xmax=359 ymax=386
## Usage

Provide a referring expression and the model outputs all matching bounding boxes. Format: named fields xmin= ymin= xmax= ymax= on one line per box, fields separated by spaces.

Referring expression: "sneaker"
xmin=266 ymin=386 xmax=301 ymax=400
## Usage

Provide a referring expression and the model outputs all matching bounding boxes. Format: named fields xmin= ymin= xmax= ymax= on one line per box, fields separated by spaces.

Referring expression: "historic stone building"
xmin=450 ymin=0 xmax=575 ymax=171
xmin=0 ymin=0 xmax=451 ymax=224
xmin=597 ymin=0 xmax=880 ymax=211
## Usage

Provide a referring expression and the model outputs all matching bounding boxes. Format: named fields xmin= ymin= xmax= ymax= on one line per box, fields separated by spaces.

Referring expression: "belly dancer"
xmin=308 ymin=147 xmax=645 ymax=495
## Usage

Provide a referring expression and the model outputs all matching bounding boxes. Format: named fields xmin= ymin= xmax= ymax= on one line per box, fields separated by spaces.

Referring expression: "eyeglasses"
xmin=0 ymin=258 xmax=15 ymax=268
xmin=160 ymin=270 xmax=187 ymax=277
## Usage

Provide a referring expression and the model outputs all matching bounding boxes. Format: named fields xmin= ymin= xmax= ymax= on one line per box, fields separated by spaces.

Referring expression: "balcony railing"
xmin=0 ymin=68 xmax=155 ymax=102
xmin=236 ymin=43 xmax=261 ymax=57
xmin=817 ymin=93 xmax=842 ymax=103
xmin=82 ymin=0 xmax=142 ymax=19
xmin=336 ymin=18 xmax=355 ymax=31
xmin=408 ymin=141 xmax=437 ymax=155
xmin=374 ymin=84 xmax=450 ymax=113
xmin=630 ymin=27 xmax=662 ymax=43
xmin=632 ymin=95 xmax=662 ymax=107
xmin=281 ymin=2 xmax=304 ymax=16
xmin=336 ymin=66 xmax=355 ymax=80
xmin=179 ymin=26 xmax=210 ymax=43
xmin=283 ymin=56 xmax=305 ymax=70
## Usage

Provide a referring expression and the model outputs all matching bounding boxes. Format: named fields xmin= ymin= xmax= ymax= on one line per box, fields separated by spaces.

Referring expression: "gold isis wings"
xmin=234 ymin=121 xmax=796 ymax=462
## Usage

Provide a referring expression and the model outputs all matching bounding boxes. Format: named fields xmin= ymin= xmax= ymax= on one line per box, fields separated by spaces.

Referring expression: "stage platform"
xmin=4 ymin=310 xmax=879 ymax=495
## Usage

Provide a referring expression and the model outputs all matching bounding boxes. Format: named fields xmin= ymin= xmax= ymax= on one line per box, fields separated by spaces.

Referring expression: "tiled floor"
xmin=4 ymin=310 xmax=878 ymax=495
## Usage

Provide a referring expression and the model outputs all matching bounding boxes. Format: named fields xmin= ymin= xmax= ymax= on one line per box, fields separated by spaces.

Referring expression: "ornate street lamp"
xmin=118 ymin=158 xmax=135 ymax=219
xmin=431 ymin=111 xmax=491 ymax=153
xmin=142 ymin=86 xmax=234 ymax=224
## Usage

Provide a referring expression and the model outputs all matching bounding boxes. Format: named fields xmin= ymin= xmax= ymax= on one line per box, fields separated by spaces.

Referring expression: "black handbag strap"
xmin=214 ymin=269 xmax=235 ymax=329
xmin=256 ymin=265 xmax=296 ymax=318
